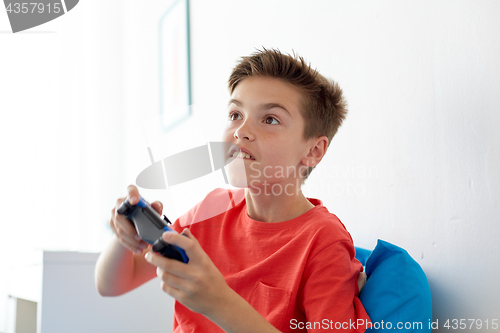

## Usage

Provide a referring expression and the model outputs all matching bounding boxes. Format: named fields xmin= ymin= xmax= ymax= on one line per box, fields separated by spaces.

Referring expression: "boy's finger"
xmin=151 ymin=201 xmax=163 ymax=215
xmin=127 ymin=184 xmax=140 ymax=205
xmin=162 ymin=230 xmax=197 ymax=257
xmin=115 ymin=197 xmax=125 ymax=207
xmin=157 ymin=267 xmax=188 ymax=291
xmin=114 ymin=213 xmax=138 ymax=236
xmin=115 ymin=232 xmax=146 ymax=254
xmin=357 ymin=272 xmax=367 ymax=294
xmin=179 ymin=228 xmax=198 ymax=244
xmin=180 ymin=228 xmax=194 ymax=238
xmin=145 ymin=251 xmax=190 ymax=278
xmin=114 ymin=224 xmax=145 ymax=248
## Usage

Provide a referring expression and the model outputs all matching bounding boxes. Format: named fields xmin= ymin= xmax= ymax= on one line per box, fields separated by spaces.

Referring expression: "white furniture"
xmin=7 ymin=251 xmax=175 ymax=333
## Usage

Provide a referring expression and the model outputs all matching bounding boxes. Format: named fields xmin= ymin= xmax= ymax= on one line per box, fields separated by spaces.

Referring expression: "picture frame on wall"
xmin=159 ymin=0 xmax=192 ymax=132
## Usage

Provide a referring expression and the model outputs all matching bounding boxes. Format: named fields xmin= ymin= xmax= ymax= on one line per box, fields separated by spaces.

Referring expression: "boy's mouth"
xmin=229 ymin=145 xmax=256 ymax=160
xmin=231 ymin=151 xmax=256 ymax=160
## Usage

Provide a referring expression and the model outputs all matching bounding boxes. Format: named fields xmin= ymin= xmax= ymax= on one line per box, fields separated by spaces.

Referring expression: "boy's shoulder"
xmin=299 ymin=201 xmax=354 ymax=245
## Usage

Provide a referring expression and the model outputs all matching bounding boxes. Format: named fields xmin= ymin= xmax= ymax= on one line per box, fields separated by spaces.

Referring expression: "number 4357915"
xmin=6 ymin=2 xmax=62 ymax=14
xmin=444 ymin=319 xmax=498 ymax=330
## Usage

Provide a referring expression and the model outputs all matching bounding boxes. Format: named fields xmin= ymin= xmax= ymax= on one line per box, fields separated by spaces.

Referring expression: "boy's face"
xmin=222 ymin=76 xmax=320 ymax=190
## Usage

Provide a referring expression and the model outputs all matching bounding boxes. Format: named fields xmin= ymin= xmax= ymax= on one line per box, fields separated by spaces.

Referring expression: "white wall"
xmin=1 ymin=0 xmax=499 ymax=332
xmin=0 ymin=0 xmax=125 ymax=330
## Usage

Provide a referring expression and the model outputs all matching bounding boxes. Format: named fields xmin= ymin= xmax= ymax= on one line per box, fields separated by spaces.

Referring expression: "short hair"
xmin=228 ymin=47 xmax=348 ymax=183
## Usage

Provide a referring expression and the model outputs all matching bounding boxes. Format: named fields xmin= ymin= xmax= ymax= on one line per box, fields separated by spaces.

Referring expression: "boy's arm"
xmin=95 ymin=186 xmax=159 ymax=296
xmin=299 ymin=240 xmax=370 ymax=332
xmin=95 ymin=235 xmax=156 ymax=296
xmin=145 ymin=229 xmax=283 ymax=333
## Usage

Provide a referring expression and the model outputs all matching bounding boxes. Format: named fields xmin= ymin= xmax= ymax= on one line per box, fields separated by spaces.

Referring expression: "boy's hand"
xmin=109 ymin=184 xmax=163 ymax=254
xmin=357 ymin=271 xmax=367 ymax=294
xmin=145 ymin=229 xmax=230 ymax=316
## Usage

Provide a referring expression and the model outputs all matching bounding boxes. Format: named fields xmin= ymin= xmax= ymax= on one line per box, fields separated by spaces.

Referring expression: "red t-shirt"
xmin=170 ymin=188 xmax=370 ymax=332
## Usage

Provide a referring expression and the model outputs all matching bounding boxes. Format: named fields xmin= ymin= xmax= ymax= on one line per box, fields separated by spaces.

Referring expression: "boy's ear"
xmin=301 ymin=136 xmax=329 ymax=167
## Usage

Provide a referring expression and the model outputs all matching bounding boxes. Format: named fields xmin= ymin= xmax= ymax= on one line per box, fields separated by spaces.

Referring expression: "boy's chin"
xmin=226 ymin=158 xmax=250 ymax=188
xmin=226 ymin=171 xmax=250 ymax=188
xmin=228 ymin=180 xmax=249 ymax=188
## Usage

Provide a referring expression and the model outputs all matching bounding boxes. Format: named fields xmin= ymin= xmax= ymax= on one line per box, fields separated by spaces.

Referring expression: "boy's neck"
xmin=244 ymin=185 xmax=315 ymax=223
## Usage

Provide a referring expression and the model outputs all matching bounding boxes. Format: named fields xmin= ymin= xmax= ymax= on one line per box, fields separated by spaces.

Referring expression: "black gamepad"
xmin=117 ymin=196 xmax=189 ymax=263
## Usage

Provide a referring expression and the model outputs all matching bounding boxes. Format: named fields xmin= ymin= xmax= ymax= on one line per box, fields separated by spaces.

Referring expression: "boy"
xmin=95 ymin=48 xmax=370 ymax=332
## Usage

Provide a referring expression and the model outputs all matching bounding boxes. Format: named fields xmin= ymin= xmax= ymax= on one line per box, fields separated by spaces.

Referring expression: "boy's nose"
xmin=234 ymin=123 xmax=253 ymax=141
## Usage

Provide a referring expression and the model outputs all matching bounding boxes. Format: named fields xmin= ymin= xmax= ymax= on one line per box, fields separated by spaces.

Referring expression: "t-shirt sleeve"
xmin=299 ymin=240 xmax=370 ymax=332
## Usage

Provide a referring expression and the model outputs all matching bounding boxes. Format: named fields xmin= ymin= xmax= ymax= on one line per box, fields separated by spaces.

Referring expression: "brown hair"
xmin=228 ymin=47 xmax=348 ymax=183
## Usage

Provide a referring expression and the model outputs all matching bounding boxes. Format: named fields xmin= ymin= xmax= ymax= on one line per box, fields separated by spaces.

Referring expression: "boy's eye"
xmin=229 ymin=112 xmax=242 ymax=121
xmin=228 ymin=112 xmax=280 ymax=125
xmin=264 ymin=116 xmax=279 ymax=125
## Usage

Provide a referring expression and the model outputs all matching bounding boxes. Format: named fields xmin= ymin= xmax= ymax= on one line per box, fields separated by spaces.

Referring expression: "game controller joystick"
xmin=117 ymin=197 xmax=189 ymax=263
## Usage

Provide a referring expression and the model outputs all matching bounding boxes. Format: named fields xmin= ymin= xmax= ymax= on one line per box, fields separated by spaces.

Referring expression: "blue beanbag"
xmin=355 ymin=240 xmax=432 ymax=332
xmin=354 ymin=246 xmax=372 ymax=268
